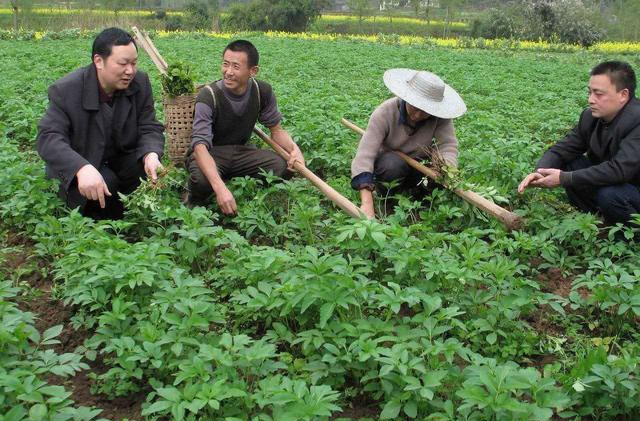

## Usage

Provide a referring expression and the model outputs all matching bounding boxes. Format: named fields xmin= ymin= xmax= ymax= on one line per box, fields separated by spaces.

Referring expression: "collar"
xmin=398 ymin=99 xmax=428 ymax=130
xmin=82 ymin=64 xmax=140 ymax=110
xmin=603 ymin=97 xmax=633 ymax=128
xmin=97 ymin=79 xmax=113 ymax=104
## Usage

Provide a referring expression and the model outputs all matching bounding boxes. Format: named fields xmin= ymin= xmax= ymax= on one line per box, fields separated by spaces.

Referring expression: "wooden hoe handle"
xmin=341 ymin=118 xmax=523 ymax=231
xmin=252 ymin=127 xmax=365 ymax=219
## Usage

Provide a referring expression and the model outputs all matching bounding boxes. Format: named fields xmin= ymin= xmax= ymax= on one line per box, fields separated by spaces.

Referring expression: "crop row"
xmin=1 ymin=35 xmax=640 ymax=420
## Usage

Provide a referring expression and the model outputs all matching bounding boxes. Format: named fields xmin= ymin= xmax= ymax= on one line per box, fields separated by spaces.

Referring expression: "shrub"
xmin=222 ymin=0 xmax=327 ymax=32
xmin=480 ymin=8 xmax=519 ymax=39
xmin=184 ymin=0 xmax=212 ymax=31
xmin=479 ymin=0 xmax=605 ymax=47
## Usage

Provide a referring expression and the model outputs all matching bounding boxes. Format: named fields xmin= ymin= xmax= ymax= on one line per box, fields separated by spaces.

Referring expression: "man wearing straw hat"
xmin=351 ymin=69 xmax=466 ymax=218
xmin=186 ymin=40 xmax=305 ymax=215
xmin=37 ymin=27 xmax=165 ymax=220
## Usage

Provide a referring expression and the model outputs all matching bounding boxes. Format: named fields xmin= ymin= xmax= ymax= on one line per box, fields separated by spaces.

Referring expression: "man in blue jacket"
xmin=518 ymin=61 xmax=640 ymax=225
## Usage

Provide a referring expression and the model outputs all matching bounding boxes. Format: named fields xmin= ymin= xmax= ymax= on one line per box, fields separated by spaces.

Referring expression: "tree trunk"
xmin=11 ymin=1 xmax=18 ymax=32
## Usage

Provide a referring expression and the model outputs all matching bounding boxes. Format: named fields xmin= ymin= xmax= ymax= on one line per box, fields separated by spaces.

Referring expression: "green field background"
xmin=2 ymin=35 xmax=640 ymax=420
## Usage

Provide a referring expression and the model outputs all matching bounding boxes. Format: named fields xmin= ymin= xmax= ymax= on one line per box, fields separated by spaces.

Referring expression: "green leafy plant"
xmin=161 ymin=61 xmax=196 ymax=98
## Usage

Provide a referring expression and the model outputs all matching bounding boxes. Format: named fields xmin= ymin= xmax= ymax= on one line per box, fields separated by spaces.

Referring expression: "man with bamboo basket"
xmin=186 ymin=40 xmax=305 ymax=215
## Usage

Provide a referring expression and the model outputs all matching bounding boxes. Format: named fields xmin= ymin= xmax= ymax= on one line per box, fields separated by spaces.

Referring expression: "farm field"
xmin=0 ymin=8 xmax=469 ymax=37
xmin=1 ymin=33 xmax=640 ymax=420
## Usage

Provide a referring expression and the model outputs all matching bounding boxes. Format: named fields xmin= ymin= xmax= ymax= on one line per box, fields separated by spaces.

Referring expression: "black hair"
xmin=223 ymin=39 xmax=259 ymax=67
xmin=91 ymin=27 xmax=137 ymax=60
xmin=591 ymin=61 xmax=636 ymax=98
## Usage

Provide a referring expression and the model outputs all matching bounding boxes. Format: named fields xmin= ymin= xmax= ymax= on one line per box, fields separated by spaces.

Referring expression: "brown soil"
xmin=525 ymin=353 xmax=558 ymax=371
xmin=525 ymin=306 xmax=564 ymax=336
xmin=331 ymin=404 xmax=379 ymax=420
xmin=536 ymin=267 xmax=573 ymax=298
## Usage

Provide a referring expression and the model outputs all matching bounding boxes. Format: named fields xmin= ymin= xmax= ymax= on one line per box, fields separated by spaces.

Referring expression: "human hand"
xmin=214 ymin=184 xmax=237 ymax=215
xmin=287 ymin=144 xmax=305 ymax=171
xmin=143 ymin=152 xmax=163 ymax=182
xmin=518 ymin=172 xmax=544 ymax=193
xmin=532 ymin=168 xmax=562 ymax=188
xmin=76 ymin=164 xmax=111 ymax=208
xmin=360 ymin=201 xmax=375 ymax=219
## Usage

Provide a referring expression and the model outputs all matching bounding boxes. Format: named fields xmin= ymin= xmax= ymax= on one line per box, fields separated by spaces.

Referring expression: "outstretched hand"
xmin=518 ymin=168 xmax=562 ymax=193
xmin=76 ymin=164 xmax=111 ymax=208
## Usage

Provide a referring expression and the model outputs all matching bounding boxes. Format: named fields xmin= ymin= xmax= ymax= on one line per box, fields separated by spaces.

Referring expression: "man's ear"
xmin=250 ymin=65 xmax=259 ymax=78
xmin=93 ymin=54 xmax=104 ymax=70
xmin=620 ymin=87 xmax=630 ymax=101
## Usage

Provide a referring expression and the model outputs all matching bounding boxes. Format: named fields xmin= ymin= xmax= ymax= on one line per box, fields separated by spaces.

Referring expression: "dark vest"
xmin=195 ymin=79 xmax=272 ymax=146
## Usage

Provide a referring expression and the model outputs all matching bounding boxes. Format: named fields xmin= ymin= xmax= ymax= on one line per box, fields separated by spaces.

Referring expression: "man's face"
xmin=221 ymin=49 xmax=257 ymax=94
xmin=94 ymin=43 xmax=137 ymax=94
xmin=406 ymin=102 xmax=430 ymax=123
xmin=588 ymin=74 xmax=629 ymax=122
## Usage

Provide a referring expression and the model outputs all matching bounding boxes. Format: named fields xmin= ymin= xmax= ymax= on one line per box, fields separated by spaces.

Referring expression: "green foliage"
xmin=222 ymin=0 xmax=327 ymax=32
xmin=161 ymin=61 xmax=196 ymax=97
xmin=2 ymin=33 xmax=640 ymax=421
xmin=479 ymin=0 xmax=605 ymax=46
xmin=0 ymin=281 xmax=103 ymax=420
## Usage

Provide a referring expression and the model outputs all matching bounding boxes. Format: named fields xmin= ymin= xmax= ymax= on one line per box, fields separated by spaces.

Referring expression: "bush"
xmin=480 ymin=8 xmax=519 ymax=39
xmin=552 ymin=0 xmax=605 ymax=46
xmin=223 ymin=1 xmax=268 ymax=31
xmin=222 ymin=0 xmax=327 ymax=32
xmin=184 ymin=0 xmax=212 ymax=31
xmin=479 ymin=0 xmax=604 ymax=47
xmin=165 ymin=15 xmax=183 ymax=31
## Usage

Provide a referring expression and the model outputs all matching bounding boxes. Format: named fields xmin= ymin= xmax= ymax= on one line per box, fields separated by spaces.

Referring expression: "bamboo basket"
xmin=163 ymin=93 xmax=196 ymax=165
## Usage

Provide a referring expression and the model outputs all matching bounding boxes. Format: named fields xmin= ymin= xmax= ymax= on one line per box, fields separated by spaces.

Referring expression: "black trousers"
xmin=79 ymin=151 xmax=146 ymax=220
xmin=564 ymin=156 xmax=640 ymax=225
xmin=187 ymin=144 xmax=290 ymax=205
xmin=374 ymin=151 xmax=426 ymax=196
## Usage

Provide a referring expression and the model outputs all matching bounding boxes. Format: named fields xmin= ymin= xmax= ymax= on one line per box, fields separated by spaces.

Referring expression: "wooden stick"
xmin=131 ymin=26 xmax=167 ymax=75
xmin=341 ymin=118 xmax=523 ymax=230
xmin=253 ymin=127 xmax=366 ymax=219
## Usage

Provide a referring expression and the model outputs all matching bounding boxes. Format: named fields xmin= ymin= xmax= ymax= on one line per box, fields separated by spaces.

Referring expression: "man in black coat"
xmin=37 ymin=27 xmax=164 ymax=219
xmin=518 ymin=61 xmax=640 ymax=225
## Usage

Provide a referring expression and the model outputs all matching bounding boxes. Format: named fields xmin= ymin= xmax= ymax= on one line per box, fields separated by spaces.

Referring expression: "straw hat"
xmin=383 ymin=68 xmax=466 ymax=119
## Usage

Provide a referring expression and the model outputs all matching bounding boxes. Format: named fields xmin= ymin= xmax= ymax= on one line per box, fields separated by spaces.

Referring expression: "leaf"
xmin=319 ymin=302 xmax=335 ymax=328
xmin=380 ymin=400 xmax=402 ymax=419
xmin=3 ymin=405 xmax=27 ymax=421
xmin=28 ymin=404 xmax=47 ymax=420
xmin=141 ymin=400 xmax=173 ymax=416
xmin=486 ymin=332 xmax=497 ymax=345
xmin=157 ymin=387 xmax=181 ymax=403
xmin=403 ymin=400 xmax=418 ymax=418
xmin=41 ymin=325 xmax=63 ymax=344
xmin=172 ymin=342 xmax=184 ymax=357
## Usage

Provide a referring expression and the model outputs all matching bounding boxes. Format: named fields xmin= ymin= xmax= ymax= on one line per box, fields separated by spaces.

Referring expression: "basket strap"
xmin=252 ymin=78 xmax=260 ymax=110
xmin=203 ymin=84 xmax=216 ymax=110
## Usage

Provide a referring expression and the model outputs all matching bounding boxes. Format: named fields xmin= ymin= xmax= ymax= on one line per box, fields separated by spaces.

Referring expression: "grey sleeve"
xmin=36 ymin=84 xmax=89 ymax=190
xmin=258 ymin=90 xmax=282 ymax=128
xmin=191 ymin=102 xmax=215 ymax=150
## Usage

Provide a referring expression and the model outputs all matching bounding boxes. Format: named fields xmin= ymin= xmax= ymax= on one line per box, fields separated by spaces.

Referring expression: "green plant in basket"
xmin=161 ymin=61 xmax=196 ymax=98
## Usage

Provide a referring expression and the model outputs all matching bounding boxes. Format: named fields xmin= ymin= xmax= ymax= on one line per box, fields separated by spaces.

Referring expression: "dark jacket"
xmin=537 ymin=98 xmax=640 ymax=187
xmin=37 ymin=64 xmax=164 ymax=208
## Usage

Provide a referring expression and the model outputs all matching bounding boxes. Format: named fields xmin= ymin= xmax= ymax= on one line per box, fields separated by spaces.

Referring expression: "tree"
xmin=440 ymin=0 xmax=466 ymax=37
xmin=9 ymin=0 xmax=33 ymax=31
xmin=348 ymin=0 xmax=372 ymax=23
xmin=224 ymin=0 xmax=327 ymax=32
